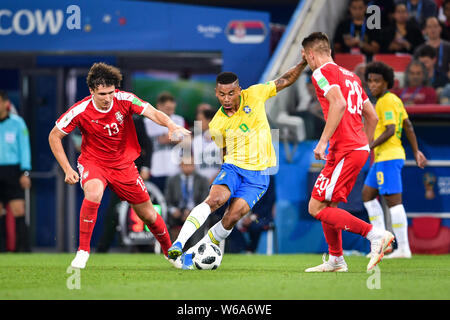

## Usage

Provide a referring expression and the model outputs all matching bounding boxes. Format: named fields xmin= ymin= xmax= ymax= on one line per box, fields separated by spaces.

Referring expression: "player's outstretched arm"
xmin=274 ymin=60 xmax=308 ymax=92
xmin=313 ymin=86 xmax=347 ymax=160
xmin=48 ymin=126 xmax=79 ymax=184
xmin=403 ymin=118 xmax=427 ymax=169
xmin=141 ymin=102 xmax=190 ymax=141
xmin=361 ymin=100 xmax=379 ymax=146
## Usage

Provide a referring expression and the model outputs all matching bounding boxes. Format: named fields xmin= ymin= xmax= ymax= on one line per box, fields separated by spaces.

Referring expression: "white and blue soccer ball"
xmin=192 ymin=242 xmax=222 ymax=270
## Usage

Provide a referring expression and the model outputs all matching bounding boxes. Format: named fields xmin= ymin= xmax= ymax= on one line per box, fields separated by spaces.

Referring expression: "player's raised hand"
xmin=64 ymin=167 xmax=80 ymax=184
xmin=415 ymin=150 xmax=427 ymax=169
xmin=168 ymin=125 xmax=191 ymax=142
xmin=313 ymin=141 xmax=327 ymax=161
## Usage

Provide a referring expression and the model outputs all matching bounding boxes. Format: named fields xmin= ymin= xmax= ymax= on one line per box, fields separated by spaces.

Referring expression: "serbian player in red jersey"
xmin=48 ymin=63 xmax=190 ymax=269
xmin=301 ymin=32 xmax=394 ymax=272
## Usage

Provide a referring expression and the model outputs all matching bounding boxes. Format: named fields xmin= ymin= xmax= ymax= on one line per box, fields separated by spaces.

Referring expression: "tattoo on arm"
xmin=274 ymin=61 xmax=307 ymax=92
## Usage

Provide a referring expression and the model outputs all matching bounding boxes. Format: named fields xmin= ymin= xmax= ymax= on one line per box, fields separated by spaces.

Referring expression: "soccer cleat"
xmin=385 ymin=243 xmax=394 ymax=254
xmin=305 ymin=253 xmax=348 ymax=272
xmin=367 ymin=231 xmax=395 ymax=271
xmin=181 ymin=252 xmax=195 ymax=270
xmin=71 ymin=250 xmax=90 ymax=269
xmin=384 ymin=248 xmax=412 ymax=259
xmin=167 ymin=241 xmax=183 ymax=260
xmin=366 ymin=242 xmax=393 ymax=258
xmin=165 ymin=255 xmax=182 ymax=269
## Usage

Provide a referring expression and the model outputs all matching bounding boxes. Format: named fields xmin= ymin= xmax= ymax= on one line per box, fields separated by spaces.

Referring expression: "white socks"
xmin=329 ymin=255 xmax=344 ymax=264
xmin=175 ymin=202 xmax=211 ymax=247
xmin=390 ymin=204 xmax=410 ymax=251
xmin=364 ymin=199 xmax=386 ymax=231
xmin=186 ymin=221 xmax=232 ymax=254
xmin=366 ymin=227 xmax=384 ymax=242
xmin=200 ymin=220 xmax=233 ymax=246
xmin=364 ymin=199 xmax=410 ymax=251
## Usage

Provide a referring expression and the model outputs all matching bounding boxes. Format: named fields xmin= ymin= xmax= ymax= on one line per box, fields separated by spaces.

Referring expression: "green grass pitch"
xmin=0 ymin=253 xmax=449 ymax=300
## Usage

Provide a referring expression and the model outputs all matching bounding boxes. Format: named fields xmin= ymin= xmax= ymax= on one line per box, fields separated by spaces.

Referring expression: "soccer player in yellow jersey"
xmin=168 ymin=63 xmax=308 ymax=268
xmin=362 ymin=61 xmax=427 ymax=259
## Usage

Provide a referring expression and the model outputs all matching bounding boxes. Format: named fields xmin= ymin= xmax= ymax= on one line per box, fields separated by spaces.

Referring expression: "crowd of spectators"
xmin=331 ymin=0 xmax=450 ymax=105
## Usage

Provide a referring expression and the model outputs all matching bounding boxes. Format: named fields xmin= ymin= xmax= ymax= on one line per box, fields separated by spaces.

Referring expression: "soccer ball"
xmin=192 ymin=242 xmax=222 ymax=270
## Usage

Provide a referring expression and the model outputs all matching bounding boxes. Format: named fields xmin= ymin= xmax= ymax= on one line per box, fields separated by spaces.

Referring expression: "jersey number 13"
xmin=104 ymin=123 xmax=119 ymax=136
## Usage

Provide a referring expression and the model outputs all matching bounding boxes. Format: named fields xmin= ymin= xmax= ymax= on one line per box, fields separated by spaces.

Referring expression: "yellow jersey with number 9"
xmin=209 ymin=81 xmax=277 ymax=171
xmin=373 ymin=91 xmax=409 ymax=162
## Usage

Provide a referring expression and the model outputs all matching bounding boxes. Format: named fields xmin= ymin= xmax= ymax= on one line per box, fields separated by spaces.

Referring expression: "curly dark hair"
xmin=365 ymin=61 xmax=395 ymax=89
xmin=86 ymin=62 xmax=122 ymax=90
xmin=415 ymin=44 xmax=437 ymax=60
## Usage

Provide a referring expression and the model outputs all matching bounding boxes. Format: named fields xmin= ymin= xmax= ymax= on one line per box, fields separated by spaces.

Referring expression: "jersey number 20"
xmin=345 ymin=80 xmax=363 ymax=115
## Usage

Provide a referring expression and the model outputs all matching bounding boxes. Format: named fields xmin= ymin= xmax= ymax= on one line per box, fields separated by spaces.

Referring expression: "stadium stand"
xmin=334 ymin=53 xmax=366 ymax=72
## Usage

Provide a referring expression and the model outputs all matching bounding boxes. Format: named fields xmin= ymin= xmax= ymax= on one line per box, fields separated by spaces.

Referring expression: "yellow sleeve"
xmin=246 ymin=81 xmax=277 ymax=102
xmin=377 ymin=96 xmax=397 ymax=126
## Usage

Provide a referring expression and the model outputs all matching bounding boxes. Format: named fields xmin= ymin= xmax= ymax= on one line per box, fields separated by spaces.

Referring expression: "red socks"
xmin=78 ymin=199 xmax=100 ymax=252
xmin=147 ymin=214 xmax=172 ymax=256
xmin=316 ymin=207 xmax=372 ymax=238
xmin=321 ymin=222 xmax=343 ymax=257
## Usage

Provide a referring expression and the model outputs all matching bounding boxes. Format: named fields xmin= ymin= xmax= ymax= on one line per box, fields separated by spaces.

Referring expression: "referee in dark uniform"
xmin=0 ymin=90 xmax=32 ymax=252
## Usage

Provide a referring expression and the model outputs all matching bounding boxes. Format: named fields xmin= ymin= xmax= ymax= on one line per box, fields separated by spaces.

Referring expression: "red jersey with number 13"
xmin=311 ymin=62 xmax=370 ymax=153
xmin=55 ymin=90 xmax=148 ymax=169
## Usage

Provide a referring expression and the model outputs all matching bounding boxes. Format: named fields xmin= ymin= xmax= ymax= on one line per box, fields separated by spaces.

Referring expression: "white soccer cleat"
xmin=367 ymin=231 xmax=395 ymax=271
xmin=305 ymin=253 xmax=348 ymax=272
xmin=165 ymin=255 xmax=182 ymax=269
xmin=71 ymin=250 xmax=90 ymax=269
xmin=384 ymin=248 xmax=412 ymax=259
xmin=366 ymin=242 xmax=393 ymax=258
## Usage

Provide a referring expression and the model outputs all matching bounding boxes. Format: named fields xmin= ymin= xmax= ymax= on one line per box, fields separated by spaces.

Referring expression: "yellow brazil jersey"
xmin=373 ymin=91 xmax=409 ymax=162
xmin=209 ymin=81 xmax=277 ymax=171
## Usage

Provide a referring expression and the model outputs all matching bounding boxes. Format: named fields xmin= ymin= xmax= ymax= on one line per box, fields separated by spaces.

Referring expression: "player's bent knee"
xmin=221 ymin=211 xmax=240 ymax=230
xmin=308 ymin=198 xmax=323 ymax=218
xmin=205 ymin=197 xmax=227 ymax=212
xmin=84 ymin=189 xmax=103 ymax=203
xmin=83 ymin=179 xmax=104 ymax=203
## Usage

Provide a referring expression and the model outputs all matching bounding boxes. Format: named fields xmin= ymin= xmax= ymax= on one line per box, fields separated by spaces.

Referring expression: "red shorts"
xmin=77 ymin=160 xmax=150 ymax=204
xmin=311 ymin=149 xmax=369 ymax=203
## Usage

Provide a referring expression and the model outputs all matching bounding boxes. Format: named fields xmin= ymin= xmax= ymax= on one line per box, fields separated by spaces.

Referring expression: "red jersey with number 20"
xmin=311 ymin=62 xmax=370 ymax=153
xmin=55 ymin=90 xmax=148 ymax=169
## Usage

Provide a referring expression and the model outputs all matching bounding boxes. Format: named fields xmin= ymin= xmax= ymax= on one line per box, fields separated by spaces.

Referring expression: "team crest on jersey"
xmin=243 ymin=106 xmax=251 ymax=114
xmin=115 ymin=111 xmax=124 ymax=125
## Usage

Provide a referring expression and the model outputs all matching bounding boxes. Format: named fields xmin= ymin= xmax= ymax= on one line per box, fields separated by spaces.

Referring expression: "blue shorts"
xmin=212 ymin=163 xmax=270 ymax=209
xmin=364 ymin=159 xmax=404 ymax=195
